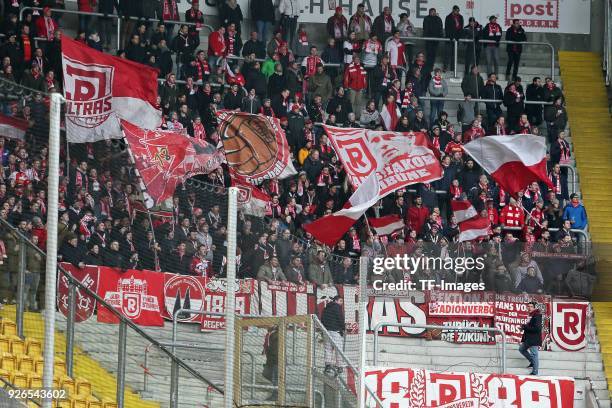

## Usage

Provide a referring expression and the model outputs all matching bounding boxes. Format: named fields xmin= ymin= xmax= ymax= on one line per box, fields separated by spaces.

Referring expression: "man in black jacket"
xmin=505 ymin=19 xmax=527 ymax=80
xmin=519 ymin=301 xmax=542 ymax=375
xmin=444 ymin=5 xmax=464 ymax=72
xmin=482 ymin=73 xmax=503 ymax=126
xmin=321 ymin=296 xmax=345 ymax=376
xmin=525 ymin=77 xmax=544 ymax=126
xmin=422 ymin=8 xmax=443 ymax=74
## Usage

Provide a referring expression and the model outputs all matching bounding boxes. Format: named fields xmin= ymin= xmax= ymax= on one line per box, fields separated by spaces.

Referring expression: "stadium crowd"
xmin=0 ymin=0 xmax=592 ymax=308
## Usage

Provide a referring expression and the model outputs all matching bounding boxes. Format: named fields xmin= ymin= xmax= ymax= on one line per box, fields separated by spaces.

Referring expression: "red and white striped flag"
xmin=230 ymin=170 xmax=270 ymax=217
xmin=368 ymin=215 xmax=404 ymax=236
xmin=463 ymin=134 xmax=553 ymax=195
xmin=0 ymin=113 xmax=28 ymax=140
xmin=303 ymin=173 xmax=380 ymax=246
xmin=458 ymin=216 xmax=490 ymax=242
xmin=451 ymin=200 xmax=478 ymax=223
xmin=380 ymin=101 xmax=400 ymax=131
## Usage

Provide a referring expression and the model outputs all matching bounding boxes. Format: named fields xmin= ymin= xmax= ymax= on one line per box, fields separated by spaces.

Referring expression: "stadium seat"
xmin=87 ymin=402 xmax=102 ymax=408
xmin=0 ymin=335 xmax=10 ymax=353
xmin=17 ymin=354 xmax=34 ymax=372
xmin=60 ymin=376 xmax=76 ymax=396
xmin=10 ymin=337 xmax=25 ymax=355
xmin=1 ymin=320 xmax=16 ymax=336
xmin=26 ymin=338 xmax=42 ymax=357
xmin=76 ymin=378 xmax=92 ymax=396
xmin=34 ymin=356 xmax=44 ymax=375
xmin=0 ymin=368 xmax=10 ymax=381
xmin=55 ymin=358 xmax=67 ymax=376
xmin=1 ymin=352 xmax=16 ymax=371
xmin=71 ymin=397 xmax=88 ymax=408
xmin=102 ymin=401 xmax=118 ymax=408
xmin=12 ymin=371 xmax=28 ymax=388
xmin=27 ymin=372 xmax=42 ymax=389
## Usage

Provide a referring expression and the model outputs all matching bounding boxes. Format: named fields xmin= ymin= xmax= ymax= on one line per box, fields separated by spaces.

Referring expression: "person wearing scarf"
xmin=550 ymin=131 xmax=571 ymax=167
xmin=35 ymin=7 xmax=57 ymax=41
xmin=449 ymin=179 xmax=463 ymax=200
xmin=428 ymin=68 xmax=448 ymax=125
xmin=463 ymin=118 xmax=485 ymax=143
xmin=342 ymin=31 xmax=360 ymax=65
xmin=224 ymin=23 xmax=242 ymax=56
xmin=207 ymin=26 xmax=226 ymax=68
xmin=503 ymin=82 xmax=524 ymax=129
xmin=162 ymin=0 xmax=180 ymax=37
xmin=372 ymin=6 xmax=395 ymax=43
xmin=349 ymin=3 xmax=372 ymax=41
xmin=483 ymin=15 xmax=502 ymax=75
xmin=382 ymin=94 xmax=400 ymax=131
xmin=185 ymin=0 xmax=205 ymax=47
xmin=327 ymin=7 xmax=348 ymax=44
xmin=190 ymin=50 xmax=210 ymax=82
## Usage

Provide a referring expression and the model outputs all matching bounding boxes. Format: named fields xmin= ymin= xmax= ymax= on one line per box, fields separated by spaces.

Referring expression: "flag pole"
xmin=146 ymin=209 xmax=160 ymax=272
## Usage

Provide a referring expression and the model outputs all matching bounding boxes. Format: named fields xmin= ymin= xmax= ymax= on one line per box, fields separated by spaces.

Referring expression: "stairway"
xmin=559 ymin=51 xmax=612 ymax=401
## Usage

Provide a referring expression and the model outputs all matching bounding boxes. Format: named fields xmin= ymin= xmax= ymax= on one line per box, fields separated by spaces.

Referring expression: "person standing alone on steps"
xmin=519 ymin=301 xmax=542 ymax=375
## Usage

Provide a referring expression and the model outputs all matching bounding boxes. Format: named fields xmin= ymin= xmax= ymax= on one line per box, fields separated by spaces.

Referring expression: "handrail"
xmin=0 ymin=376 xmax=43 ymax=406
xmin=419 ymin=95 xmax=553 ymax=105
xmin=560 ymin=164 xmax=577 ymax=195
xmin=0 ymin=217 xmax=224 ymax=396
xmin=605 ymin=0 xmax=612 ymax=86
xmin=226 ymin=54 xmax=343 ymax=68
xmin=371 ymin=322 xmax=507 ymax=372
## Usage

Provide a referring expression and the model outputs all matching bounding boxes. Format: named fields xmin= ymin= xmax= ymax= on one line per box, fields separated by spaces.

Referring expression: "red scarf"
xmin=163 ymin=0 xmax=178 ymax=20
xmin=298 ymin=30 xmax=308 ymax=45
xmin=495 ymin=124 xmax=507 ymax=135
xmin=401 ymin=89 xmax=413 ymax=109
xmin=558 ymin=139 xmax=570 ymax=163
xmin=488 ymin=23 xmax=500 ymax=35
xmin=450 ymin=185 xmax=462 ymax=200
xmin=304 ymin=56 xmax=321 ymax=77
xmin=193 ymin=122 xmax=206 ymax=140
xmin=432 ymin=75 xmax=442 ymax=88
xmin=194 ymin=60 xmax=210 ymax=81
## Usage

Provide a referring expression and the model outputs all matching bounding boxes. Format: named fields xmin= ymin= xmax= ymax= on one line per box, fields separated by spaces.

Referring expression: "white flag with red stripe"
xmin=230 ymin=171 xmax=270 ymax=217
xmin=380 ymin=102 xmax=400 ymax=131
xmin=0 ymin=113 xmax=28 ymax=141
xmin=368 ymin=215 xmax=404 ymax=236
xmin=303 ymin=173 xmax=380 ymax=246
xmin=458 ymin=216 xmax=490 ymax=242
xmin=451 ymin=200 xmax=478 ymax=223
xmin=463 ymin=134 xmax=553 ymax=195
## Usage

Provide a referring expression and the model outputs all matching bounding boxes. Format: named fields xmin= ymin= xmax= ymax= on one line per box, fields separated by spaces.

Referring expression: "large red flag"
xmin=463 ymin=134 xmax=553 ymax=195
xmin=121 ymin=120 xmax=224 ymax=207
xmin=0 ymin=113 xmax=28 ymax=141
xmin=61 ymin=36 xmax=161 ymax=142
xmin=324 ymin=126 xmax=442 ymax=197
xmin=230 ymin=170 xmax=271 ymax=217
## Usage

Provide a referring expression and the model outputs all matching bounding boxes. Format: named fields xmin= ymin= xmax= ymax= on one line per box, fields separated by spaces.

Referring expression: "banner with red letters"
xmin=96 ymin=267 xmax=165 ymax=326
xmin=66 ymin=264 xmax=589 ymax=351
xmin=364 ymin=367 xmax=575 ymax=408
xmin=58 ymin=263 xmax=99 ymax=322
xmin=494 ymin=293 xmax=551 ymax=345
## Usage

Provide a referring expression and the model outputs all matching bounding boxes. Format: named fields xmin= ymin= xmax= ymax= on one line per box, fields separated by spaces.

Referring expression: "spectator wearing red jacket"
xmin=35 ymin=7 xmax=58 ymax=41
xmin=500 ymin=198 xmax=525 ymax=228
xmin=208 ymin=26 xmax=226 ymax=68
xmin=343 ymin=55 xmax=367 ymax=112
xmin=407 ymin=196 xmax=430 ymax=236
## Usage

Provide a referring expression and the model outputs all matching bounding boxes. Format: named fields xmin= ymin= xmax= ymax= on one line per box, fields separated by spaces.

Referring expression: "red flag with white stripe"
xmin=451 ymin=200 xmax=478 ymax=223
xmin=458 ymin=216 xmax=490 ymax=242
xmin=368 ymin=215 xmax=404 ymax=236
xmin=380 ymin=102 xmax=400 ymax=131
xmin=463 ymin=134 xmax=553 ymax=195
xmin=0 ymin=113 xmax=28 ymax=140
xmin=303 ymin=173 xmax=380 ymax=246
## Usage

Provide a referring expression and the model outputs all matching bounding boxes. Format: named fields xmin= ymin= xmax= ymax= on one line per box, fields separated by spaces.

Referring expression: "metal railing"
xmin=20 ymin=6 xmax=214 ymax=51
xmin=560 ymin=164 xmax=578 ymax=195
xmin=0 ymin=217 xmax=223 ymax=408
xmin=371 ymin=322 xmax=507 ymax=372
xmin=419 ymin=95 xmax=552 ymax=105
xmin=605 ymin=0 xmax=612 ymax=87
xmin=401 ymin=36 xmax=556 ymax=80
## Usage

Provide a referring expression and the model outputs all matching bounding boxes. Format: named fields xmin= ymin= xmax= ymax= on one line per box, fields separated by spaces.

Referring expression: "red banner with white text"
xmin=200 ymin=279 xmax=255 ymax=331
xmin=494 ymin=293 xmax=552 ymax=345
xmin=364 ymin=367 xmax=575 ymax=408
xmin=58 ymin=263 xmax=99 ymax=322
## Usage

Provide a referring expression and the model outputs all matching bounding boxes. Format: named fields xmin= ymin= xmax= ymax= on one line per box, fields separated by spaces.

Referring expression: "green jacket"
xmin=308 ymin=261 xmax=333 ymax=286
xmin=257 ymin=265 xmax=287 ymax=282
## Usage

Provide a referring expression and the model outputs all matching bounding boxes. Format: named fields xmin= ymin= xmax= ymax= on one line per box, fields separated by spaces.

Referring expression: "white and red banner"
xmin=451 ymin=200 xmax=478 ymax=223
xmin=122 ymin=120 xmax=224 ymax=207
xmin=61 ymin=36 xmax=161 ymax=143
xmin=231 ymin=170 xmax=271 ymax=217
xmin=551 ymin=301 xmax=589 ymax=351
xmin=200 ymin=279 xmax=255 ymax=331
xmin=217 ymin=111 xmax=296 ymax=183
xmin=458 ymin=216 xmax=491 ymax=242
xmin=463 ymin=134 xmax=553 ymax=195
xmin=58 ymin=263 xmax=99 ymax=322
xmin=364 ymin=367 xmax=575 ymax=408
xmin=303 ymin=172 xmax=380 ymax=246
xmin=0 ymin=113 xmax=28 ymax=141
xmin=97 ymin=267 xmax=165 ymax=326
xmin=494 ymin=293 xmax=551 ymax=344
xmin=67 ymin=263 xmax=588 ymax=351
xmin=324 ymin=127 xmax=442 ymax=197
xmin=171 ymin=0 xmax=590 ymax=33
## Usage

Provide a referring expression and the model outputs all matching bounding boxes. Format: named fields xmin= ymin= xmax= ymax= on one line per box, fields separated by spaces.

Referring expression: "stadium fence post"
xmin=358 ymin=257 xmax=368 ymax=407
xmin=224 ymin=187 xmax=239 ymax=408
xmin=116 ymin=320 xmax=127 ymax=408
xmin=16 ymin=235 xmax=26 ymax=338
xmin=42 ymin=92 xmax=62 ymax=408
xmin=66 ymin=283 xmax=76 ymax=377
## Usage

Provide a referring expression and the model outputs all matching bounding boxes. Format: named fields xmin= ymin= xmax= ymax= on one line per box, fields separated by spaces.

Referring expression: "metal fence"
xmin=605 ymin=0 xmax=612 ymax=87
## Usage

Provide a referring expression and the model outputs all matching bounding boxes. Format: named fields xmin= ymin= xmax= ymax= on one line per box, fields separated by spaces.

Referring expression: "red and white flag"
xmin=0 ymin=113 xmax=28 ymax=140
xmin=230 ymin=171 xmax=271 ymax=217
xmin=458 ymin=216 xmax=490 ymax=242
xmin=121 ymin=120 xmax=224 ymax=207
xmin=451 ymin=200 xmax=478 ymax=223
xmin=380 ymin=102 xmax=400 ymax=131
xmin=303 ymin=173 xmax=380 ymax=246
xmin=368 ymin=215 xmax=404 ymax=236
xmin=61 ymin=36 xmax=161 ymax=143
xmin=463 ymin=134 xmax=553 ymax=195
xmin=324 ymin=127 xmax=442 ymax=198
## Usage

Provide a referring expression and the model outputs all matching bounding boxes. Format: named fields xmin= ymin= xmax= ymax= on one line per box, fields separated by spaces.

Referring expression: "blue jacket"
xmin=562 ymin=204 xmax=588 ymax=230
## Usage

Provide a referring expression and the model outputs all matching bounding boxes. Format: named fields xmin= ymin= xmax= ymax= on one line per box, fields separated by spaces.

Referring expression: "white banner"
xmin=170 ymin=0 xmax=590 ymax=34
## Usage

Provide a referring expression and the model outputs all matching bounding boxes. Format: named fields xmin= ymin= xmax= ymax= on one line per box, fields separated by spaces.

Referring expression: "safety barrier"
xmin=371 ymin=322 xmax=507 ymax=372
xmin=560 ymin=164 xmax=578 ymax=195
xmin=20 ymin=6 xmax=214 ymax=51
xmin=419 ymin=95 xmax=552 ymax=105
xmin=605 ymin=0 xmax=612 ymax=86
